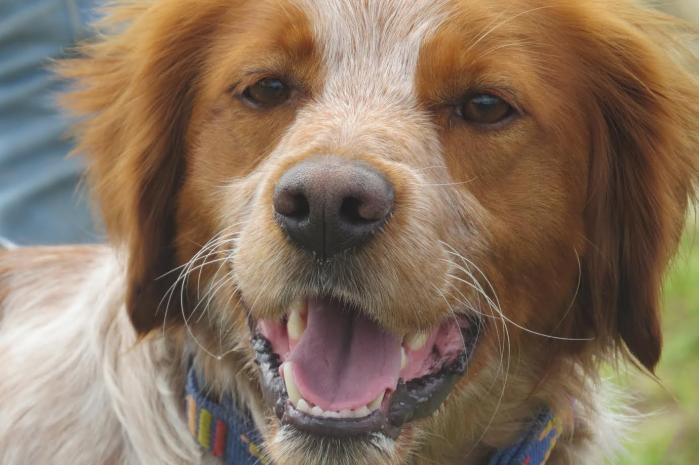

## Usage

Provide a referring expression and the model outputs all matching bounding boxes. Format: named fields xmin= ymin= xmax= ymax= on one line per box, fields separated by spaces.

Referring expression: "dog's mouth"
xmin=251 ymin=296 xmax=480 ymax=438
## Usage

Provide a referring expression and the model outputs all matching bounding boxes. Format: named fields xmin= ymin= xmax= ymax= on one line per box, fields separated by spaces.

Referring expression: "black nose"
xmin=273 ymin=156 xmax=395 ymax=258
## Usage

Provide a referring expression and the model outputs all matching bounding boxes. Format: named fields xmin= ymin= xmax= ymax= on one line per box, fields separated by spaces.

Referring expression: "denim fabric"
xmin=0 ymin=0 xmax=101 ymax=245
xmin=0 ymin=235 xmax=15 ymax=249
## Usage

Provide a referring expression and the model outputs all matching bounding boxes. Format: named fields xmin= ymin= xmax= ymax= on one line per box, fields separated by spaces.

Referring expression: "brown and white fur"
xmin=1 ymin=1 xmax=698 ymax=464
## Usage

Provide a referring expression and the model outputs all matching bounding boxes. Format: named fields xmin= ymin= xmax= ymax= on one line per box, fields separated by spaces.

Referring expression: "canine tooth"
xmin=405 ymin=331 xmax=428 ymax=351
xmin=310 ymin=406 xmax=324 ymax=417
xmin=282 ymin=363 xmax=302 ymax=405
xmin=287 ymin=300 xmax=307 ymax=341
xmin=401 ymin=347 xmax=407 ymax=370
xmin=354 ymin=406 xmax=371 ymax=417
xmin=369 ymin=393 xmax=384 ymax=411
xmin=297 ymin=398 xmax=312 ymax=413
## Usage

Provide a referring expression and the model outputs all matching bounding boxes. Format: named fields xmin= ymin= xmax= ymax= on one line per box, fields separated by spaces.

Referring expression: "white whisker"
xmin=439 ymin=242 xmax=593 ymax=342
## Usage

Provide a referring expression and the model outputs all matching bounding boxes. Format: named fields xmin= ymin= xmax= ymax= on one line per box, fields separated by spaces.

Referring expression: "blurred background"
xmin=616 ymin=213 xmax=698 ymax=465
xmin=0 ymin=0 xmax=101 ymax=245
xmin=0 ymin=0 xmax=697 ymax=463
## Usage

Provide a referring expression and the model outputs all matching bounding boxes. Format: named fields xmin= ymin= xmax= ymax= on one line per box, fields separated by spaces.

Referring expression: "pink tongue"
xmin=288 ymin=298 xmax=402 ymax=411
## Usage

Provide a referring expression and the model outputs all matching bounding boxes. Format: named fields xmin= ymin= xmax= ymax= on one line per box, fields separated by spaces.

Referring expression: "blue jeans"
xmin=0 ymin=0 xmax=100 ymax=245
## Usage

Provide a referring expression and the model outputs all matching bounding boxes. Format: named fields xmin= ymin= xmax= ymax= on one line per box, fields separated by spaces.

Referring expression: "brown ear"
xmin=61 ymin=1 xmax=230 ymax=333
xmin=578 ymin=9 xmax=699 ymax=370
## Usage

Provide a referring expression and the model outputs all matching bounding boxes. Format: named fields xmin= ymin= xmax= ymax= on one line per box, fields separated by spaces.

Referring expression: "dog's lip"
xmin=250 ymin=315 xmax=479 ymax=438
xmin=283 ymin=403 xmax=398 ymax=438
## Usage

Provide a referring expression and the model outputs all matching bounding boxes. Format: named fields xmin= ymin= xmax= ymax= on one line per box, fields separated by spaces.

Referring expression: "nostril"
xmin=339 ymin=193 xmax=393 ymax=226
xmin=288 ymin=194 xmax=310 ymax=220
xmin=275 ymin=190 xmax=310 ymax=221
xmin=339 ymin=197 xmax=369 ymax=225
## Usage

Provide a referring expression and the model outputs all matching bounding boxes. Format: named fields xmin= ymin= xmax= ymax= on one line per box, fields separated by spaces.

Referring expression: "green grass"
xmin=617 ymin=214 xmax=699 ymax=465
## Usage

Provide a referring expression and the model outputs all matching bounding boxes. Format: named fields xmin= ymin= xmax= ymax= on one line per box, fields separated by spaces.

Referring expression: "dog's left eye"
xmin=458 ymin=93 xmax=515 ymax=126
xmin=242 ymin=77 xmax=291 ymax=108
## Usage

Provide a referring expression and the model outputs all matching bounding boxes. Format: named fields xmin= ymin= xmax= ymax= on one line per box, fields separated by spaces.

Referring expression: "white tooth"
xmin=324 ymin=410 xmax=340 ymax=419
xmin=401 ymin=347 xmax=408 ymax=370
xmin=406 ymin=331 xmax=428 ymax=351
xmin=369 ymin=393 xmax=384 ymax=411
xmin=282 ymin=363 xmax=302 ymax=405
xmin=287 ymin=299 xmax=307 ymax=341
xmin=339 ymin=409 xmax=352 ymax=418
xmin=310 ymin=406 xmax=324 ymax=417
xmin=289 ymin=297 xmax=306 ymax=314
xmin=354 ymin=406 xmax=371 ymax=418
xmin=297 ymin=398 xmax=312 ymax=413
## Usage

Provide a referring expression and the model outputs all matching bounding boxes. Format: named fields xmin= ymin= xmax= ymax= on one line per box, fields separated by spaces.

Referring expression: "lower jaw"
xmin=251 ymin=317 xmax=481 ymax=439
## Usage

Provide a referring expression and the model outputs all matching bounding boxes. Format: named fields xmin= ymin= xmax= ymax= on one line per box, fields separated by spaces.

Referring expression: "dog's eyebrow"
xmin=229 ymin=67 xmax=308 ymax=93
xmin=241 ymin=68 xmax=275 ymax=77
xmin=227 ymin=70 xmax=282 ymax=92
xmin=227 ymin=81 xmax=243 ymax=93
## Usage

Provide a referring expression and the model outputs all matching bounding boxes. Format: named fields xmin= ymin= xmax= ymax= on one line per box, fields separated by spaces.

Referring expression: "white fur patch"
xmin=290 ymin=0 xmax=448 ymax=150
xmin=0 ymin=251 xmax=200 ymax=465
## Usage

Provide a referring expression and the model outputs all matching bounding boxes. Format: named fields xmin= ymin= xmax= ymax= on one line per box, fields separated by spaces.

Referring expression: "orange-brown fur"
xmin=1 ymin=1 xmax=698 ymax=464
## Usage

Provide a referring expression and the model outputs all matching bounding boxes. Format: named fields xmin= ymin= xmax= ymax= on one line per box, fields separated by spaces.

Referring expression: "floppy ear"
xmin=578 ymin=9 xmax=699 ymax=370
xmin=61 ymin=1 xmax=230 ymax=333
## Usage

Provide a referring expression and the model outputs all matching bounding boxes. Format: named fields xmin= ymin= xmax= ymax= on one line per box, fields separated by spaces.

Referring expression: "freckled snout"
xmin=273 ymin=156 xmax=395 ymax=258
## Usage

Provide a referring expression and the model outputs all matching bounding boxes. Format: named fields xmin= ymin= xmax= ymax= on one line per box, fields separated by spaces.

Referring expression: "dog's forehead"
xmin=267 ymin=0 xmax=452 ymax=159
xmin=292 ymin=0 xmax=449 ymax=101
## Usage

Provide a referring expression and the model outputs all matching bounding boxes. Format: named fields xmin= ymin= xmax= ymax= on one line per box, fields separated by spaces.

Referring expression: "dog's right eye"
xmin=242 ymin=78 xmax=291 ymax=108
xmin=457 ymin=93 xmax=516 ymax=127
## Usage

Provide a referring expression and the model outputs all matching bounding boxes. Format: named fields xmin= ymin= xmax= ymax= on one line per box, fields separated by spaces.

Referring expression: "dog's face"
xmin=66 ymin=0 xmax=698 ymax=464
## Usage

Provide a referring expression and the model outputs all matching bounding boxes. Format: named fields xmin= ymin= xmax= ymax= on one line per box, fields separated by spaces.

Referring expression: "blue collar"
xmin=488 ymin=409 xmax=561 ymax=465
xmin=185 ymin=366 xmax=267 ymax=465
xmin=186 ymin=365 xmax=561 ymax=465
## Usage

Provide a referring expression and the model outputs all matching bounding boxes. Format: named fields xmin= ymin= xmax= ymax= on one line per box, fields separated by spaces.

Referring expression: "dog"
xmin=1 ymin=1 xmax=698 ymax=464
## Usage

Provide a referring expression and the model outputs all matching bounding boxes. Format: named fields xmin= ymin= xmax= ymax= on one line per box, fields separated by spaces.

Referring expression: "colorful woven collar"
xmin=186 ymin=364 xmax=561 ymax=465
xmin=185 ymin=366 xmax=267 ymax=465
xmin=488 ymin=409 xmax=562 ymax=465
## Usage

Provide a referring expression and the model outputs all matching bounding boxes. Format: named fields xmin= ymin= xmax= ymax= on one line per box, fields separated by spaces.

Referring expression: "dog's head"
xmin=64 ymin=0 xmax=698 ymax=463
